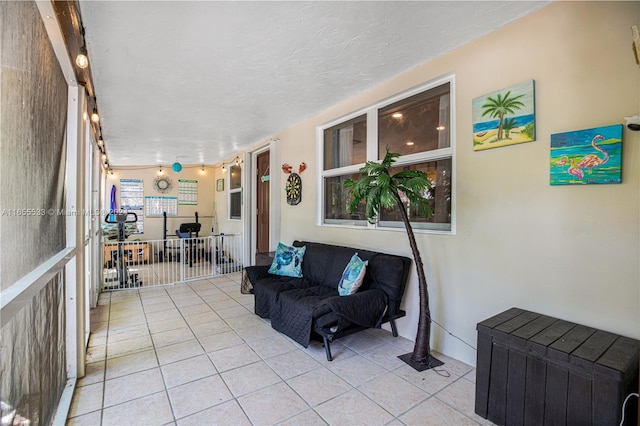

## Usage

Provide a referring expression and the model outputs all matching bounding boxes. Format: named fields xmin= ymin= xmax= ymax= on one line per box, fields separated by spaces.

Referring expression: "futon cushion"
xmin=268 ymin=242 xmax=306 ymax=278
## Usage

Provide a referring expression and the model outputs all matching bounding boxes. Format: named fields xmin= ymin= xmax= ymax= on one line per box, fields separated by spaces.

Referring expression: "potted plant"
xmin=344 ymin=149 xmax=443 ymax=371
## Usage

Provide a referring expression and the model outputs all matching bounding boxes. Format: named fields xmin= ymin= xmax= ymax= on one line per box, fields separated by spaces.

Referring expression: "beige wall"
xmin=106 ymin=165 xmax=216 ymax=241
xmin=256 ymin=2 xmax=639 ymax=365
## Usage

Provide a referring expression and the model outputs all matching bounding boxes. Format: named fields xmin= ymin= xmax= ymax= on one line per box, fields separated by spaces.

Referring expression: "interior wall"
xmin=106 ymin=166 xmax=216 ymax=241
xmin=271 ymin=1 xmax=639 ymax=366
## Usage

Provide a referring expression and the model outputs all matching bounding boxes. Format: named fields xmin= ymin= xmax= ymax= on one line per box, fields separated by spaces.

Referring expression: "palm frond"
xmin=380 ymin=148 xmax=400 ymax=169
xmin=402 ymin=189 xmax=432 ymax=218
xmin=344 ymin=148 xmax=434 ymax=221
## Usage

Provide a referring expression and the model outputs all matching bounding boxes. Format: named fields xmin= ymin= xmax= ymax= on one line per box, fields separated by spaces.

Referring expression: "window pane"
xmin=378 ymin=83 xmax=450 ymax=158
xmin=323 ymin=114 xmax=367 ymax=170
xmin=324 ymin=173 xmax=367 ymax=225
xmin=230 ymin=165 xmax=241 ymax=189
xmin=379 ymin=159 xmax=451 ymax=230
xmin=230 ymin=192 xmax=241 ymax=220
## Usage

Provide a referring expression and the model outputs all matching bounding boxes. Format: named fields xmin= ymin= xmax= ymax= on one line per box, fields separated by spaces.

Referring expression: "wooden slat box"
xmin=475 ymin=308 xmax=639 ymax=426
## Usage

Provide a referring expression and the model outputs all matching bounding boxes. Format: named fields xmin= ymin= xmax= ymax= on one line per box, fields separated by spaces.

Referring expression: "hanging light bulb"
xmin=221 ymin=164 xmax=226 ymax=173
xmin=158 ymin=165 xmax=164 ymax=175
xmin=75 ymin=46 xmax=89 ymax=69
xmin=235 ymin=157 xmax=240 ymax=166
xmin=102 ymin=153 xmax=107 ymax=161
xmin=200 ymin=165 xmax=205 ymax=174
xmin=91 ymin=107 xmax=99 ymax=123
xmin=98 ymin=137 xmax=103 ymax=147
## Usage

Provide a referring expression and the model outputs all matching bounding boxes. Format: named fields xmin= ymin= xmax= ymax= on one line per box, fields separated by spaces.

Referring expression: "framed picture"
xmin=550 ymin=124 xmax=622 ymax=185
xmin=472 ymin=80 xmax=536 ymax=151
xmin=216 ymin=178 xmax=224 ymax=191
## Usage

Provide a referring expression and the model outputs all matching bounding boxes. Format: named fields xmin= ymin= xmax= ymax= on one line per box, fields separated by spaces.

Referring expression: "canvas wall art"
xmin=472 ymin=80 xmax=536 ymax=151
xmin=550 ymin=124 xmax=623 ymax=185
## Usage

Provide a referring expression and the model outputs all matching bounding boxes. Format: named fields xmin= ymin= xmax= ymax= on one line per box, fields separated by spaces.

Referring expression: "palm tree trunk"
xmin=395 ymin=195 xmax=432 ymax=364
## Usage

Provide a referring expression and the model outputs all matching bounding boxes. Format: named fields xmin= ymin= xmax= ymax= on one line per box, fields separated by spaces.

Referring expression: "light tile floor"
xmin=67 ymin=273 xmax=494 ymax=426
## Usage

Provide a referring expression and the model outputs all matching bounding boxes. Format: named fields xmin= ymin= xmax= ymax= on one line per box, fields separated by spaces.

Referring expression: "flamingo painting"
xmin=576 ymin=135 xmax=608 ymax=170
xmin=550 ymin=125 xmax=622 ymax=185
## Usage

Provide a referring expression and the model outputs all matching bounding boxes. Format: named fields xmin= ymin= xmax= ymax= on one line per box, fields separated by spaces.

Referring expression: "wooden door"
xmin=256 ymin=151 xmax=270 ymax=254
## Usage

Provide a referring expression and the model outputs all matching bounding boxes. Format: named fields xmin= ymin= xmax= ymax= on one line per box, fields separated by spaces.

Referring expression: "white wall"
xmin=261 ymin=2 xmax=639 ymax=366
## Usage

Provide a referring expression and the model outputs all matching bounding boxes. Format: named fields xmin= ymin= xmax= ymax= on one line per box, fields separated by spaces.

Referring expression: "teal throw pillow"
xmin=268 ymin=242 xmax=306 ymax=278
xmin=338 ymin=253 xmax=368 ymax=296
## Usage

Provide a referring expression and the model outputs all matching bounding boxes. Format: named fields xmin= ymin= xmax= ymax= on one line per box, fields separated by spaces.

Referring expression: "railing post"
xmin=180 ymin=238 xmax=185 ymax=283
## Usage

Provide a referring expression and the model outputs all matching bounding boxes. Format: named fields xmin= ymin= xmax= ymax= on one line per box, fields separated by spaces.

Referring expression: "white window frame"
xmin=316 ymin=73 xmax=456 ymax=234
xmin=228 ymin=164 xmax=242 ymax=221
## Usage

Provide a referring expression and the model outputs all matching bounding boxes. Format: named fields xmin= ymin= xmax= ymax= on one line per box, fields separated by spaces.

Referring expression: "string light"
xmin=75 ymin=26 xmax=89 ymax=69
xmin=75 ymin=46 xmax=88 ymax=69
xmin=90 ymin=97 xmax=100 ymax=123
xmin=220 ymin=156 xmax=243 ymax=173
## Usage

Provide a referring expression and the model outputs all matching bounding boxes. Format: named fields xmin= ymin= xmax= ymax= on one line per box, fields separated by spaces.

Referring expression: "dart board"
xmin=286 ymin=173 xmax=302 ymax=205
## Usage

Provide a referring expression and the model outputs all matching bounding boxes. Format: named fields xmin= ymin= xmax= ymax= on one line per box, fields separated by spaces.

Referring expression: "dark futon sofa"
xmin=244 ymin=240 xmax=412 ymax=361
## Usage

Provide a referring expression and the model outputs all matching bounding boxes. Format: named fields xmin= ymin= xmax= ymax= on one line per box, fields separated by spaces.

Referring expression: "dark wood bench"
xmin=475 ymin=307 xmax=639 ymax=426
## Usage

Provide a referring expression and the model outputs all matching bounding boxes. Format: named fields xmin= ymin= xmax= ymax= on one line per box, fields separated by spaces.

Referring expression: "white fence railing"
xmin=101 ymin=234 xmax=243 ymax=291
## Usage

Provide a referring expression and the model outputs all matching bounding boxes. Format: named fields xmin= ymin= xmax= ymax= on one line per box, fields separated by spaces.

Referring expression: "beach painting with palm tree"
xmin=550 ymin=124 xmax=622 ymax=185
xmin=472 ymin=80 xmax=536 ymax=151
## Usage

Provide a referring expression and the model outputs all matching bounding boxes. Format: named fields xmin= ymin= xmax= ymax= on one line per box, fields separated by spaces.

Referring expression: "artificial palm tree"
xmin=344 ymin=149 xmax=442 ymax=370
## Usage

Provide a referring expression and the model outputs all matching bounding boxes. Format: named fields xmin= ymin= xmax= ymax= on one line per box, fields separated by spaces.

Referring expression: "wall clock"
xmin=153 ymin=176 xmax=173 ymax=193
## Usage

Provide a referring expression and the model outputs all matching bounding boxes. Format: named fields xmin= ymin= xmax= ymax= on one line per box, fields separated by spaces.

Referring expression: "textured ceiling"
xmin=80 ymin=1 xmax=549 ymax=166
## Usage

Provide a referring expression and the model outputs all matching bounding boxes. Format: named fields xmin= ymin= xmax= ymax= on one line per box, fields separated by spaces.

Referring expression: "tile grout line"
xmin=77 ymin=275 xmax=482 ymax=426
xmin=141 ymin=286 xmax=180 ymax=424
